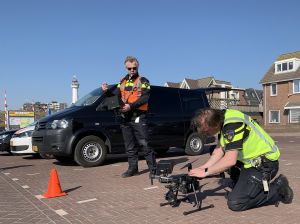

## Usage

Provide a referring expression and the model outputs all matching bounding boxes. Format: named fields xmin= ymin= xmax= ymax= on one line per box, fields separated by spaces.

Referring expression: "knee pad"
xmin=138 ymin=139 xmax=148 ymax=147
xmin=227 ymin=200 xmax=246 ymax=211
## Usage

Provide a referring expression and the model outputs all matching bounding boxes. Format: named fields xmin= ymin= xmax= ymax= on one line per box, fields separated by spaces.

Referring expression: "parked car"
xmin=10 ymin=122 xmax=37 ymax=155
xmin=32 ymin=85 xmax=215 ymax=167
xmin=0 ymin=130 xmax=17 ymax=153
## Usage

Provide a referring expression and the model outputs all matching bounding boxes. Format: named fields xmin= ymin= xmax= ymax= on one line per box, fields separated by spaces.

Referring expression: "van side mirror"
xmin=96 ymin=104 xmax=120 ymax=111
xmin=96 ymin=104 xmax=108 ymax=111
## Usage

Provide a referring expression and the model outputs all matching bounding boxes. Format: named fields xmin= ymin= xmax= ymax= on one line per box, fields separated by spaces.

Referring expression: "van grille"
xmin=32 ymin=136 xmax=43 ymax=143
xmin=35 ymin=122 xmax=47 ymax=130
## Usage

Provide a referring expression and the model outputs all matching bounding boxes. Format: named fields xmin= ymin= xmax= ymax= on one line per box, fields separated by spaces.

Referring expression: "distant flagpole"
xmin=32 ymin=99 xmax=35 ymax=112
xmin=32 ymin=99 xmax=35 ymax=121
xmin=4 ymin=90 xmax=8 ymax=130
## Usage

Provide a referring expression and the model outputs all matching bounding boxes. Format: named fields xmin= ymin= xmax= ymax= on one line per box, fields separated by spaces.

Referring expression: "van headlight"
xmin=48 ymin=119 xmax=69 ymax=129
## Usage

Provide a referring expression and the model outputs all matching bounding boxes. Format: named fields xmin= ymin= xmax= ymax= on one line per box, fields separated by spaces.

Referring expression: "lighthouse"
xmin=71 ymin=76 xmax=79 ymax=104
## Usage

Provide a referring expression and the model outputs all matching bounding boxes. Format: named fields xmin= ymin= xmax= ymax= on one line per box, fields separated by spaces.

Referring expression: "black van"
xmin=32 ymin=85 xmax=214 ymax=167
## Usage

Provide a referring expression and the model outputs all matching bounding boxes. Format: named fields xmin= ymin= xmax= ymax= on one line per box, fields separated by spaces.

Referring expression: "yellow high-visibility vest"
xmin=220 ymin=109 xmax=280 ymax=168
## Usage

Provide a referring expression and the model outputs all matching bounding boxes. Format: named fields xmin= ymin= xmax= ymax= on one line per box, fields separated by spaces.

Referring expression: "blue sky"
xmin=1 ymin=0 xmax=300 ymax=110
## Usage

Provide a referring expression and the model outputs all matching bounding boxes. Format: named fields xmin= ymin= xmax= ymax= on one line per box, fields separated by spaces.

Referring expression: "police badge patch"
xmin=224 ymin=130 xmax=235 ymax=142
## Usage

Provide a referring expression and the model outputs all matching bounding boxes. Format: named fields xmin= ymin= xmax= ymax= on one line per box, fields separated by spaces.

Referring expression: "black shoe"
xmin=121 ymin=168 xmax=139 ymax=178
xmin=273 ymin=174 xmax=293 ymax=204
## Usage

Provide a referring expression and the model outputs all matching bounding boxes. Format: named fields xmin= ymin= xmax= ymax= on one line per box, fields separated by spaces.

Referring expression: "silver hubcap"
xmin=189 ymin=137 xmax=202 ymax=152
xmin=82 ymin=142 xmax=102 ymax=161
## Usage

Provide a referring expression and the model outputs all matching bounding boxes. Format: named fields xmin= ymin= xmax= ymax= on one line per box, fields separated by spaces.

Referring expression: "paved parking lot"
xmin=0 ymin=134 xmax=300 ymax=224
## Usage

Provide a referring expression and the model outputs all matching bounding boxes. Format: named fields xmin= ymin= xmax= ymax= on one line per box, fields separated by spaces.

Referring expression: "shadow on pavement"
xmin=53 ymin=160 xmax=78 ymax=166
xmin=103 ymin=145 xmax=214 ymax=166
xmin=65 ymin=186 xmax=82 ymax=193
xmin=22 ymin=154 xmax=45 ymax=160
xmin=0 ymin=152 xmax=14 ymax=156
xmin=17 ymin=144 xmax=215 ymax=168
xmin=0 ymin=164 xmax=33 ymax=171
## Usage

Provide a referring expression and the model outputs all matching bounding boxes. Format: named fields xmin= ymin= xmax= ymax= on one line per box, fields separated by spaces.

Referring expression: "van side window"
xmin=183 ymin=97 xmax=205 ymax=112
xmin=148 ymin=88 xmax=181 ymax=114
xmin=180 ymin=91 xmax=207 ymax=114
xmin=97 ymin=87 xmax=120 ymax=111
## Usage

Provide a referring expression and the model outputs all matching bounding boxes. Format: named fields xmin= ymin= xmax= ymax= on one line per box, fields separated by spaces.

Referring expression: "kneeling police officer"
xmin=188 ymin=108 xmax=293 ymax=211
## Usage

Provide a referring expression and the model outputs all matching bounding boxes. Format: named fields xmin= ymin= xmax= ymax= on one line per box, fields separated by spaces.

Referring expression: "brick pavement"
xmin=0 ymin=135 xmax=299 ymax=224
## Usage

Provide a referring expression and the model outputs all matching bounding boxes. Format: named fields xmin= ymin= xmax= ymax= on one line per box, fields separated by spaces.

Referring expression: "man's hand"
xmin=188 ymin=167 xmax=206 ymax=178
xmin=101 ymin=83 xmax=109 ymax=92
xmin=121 ymin=104 xmax=131 ymax=112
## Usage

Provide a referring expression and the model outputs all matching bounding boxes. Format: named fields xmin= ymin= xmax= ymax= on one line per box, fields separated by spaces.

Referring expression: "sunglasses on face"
xmin=127 ymin=67 xmax=137 ymax=71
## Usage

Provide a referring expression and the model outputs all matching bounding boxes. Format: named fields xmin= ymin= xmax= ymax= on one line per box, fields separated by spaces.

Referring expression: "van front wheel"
xmin=74 ymin=136 xmax=107 ymax=167
xmin=185 ymin=133 xmax=205 ymax=156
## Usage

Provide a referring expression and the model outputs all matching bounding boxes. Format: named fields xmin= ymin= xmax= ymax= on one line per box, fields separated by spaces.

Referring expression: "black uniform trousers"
xmin=227 ymin=160 xmax=281 ymax=211
xmin=120 ymin=116 xmax=156 ymax=171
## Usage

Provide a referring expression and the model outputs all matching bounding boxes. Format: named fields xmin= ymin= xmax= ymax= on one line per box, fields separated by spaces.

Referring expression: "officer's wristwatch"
xmin=204 ymin=167 xmax=209 ymax=177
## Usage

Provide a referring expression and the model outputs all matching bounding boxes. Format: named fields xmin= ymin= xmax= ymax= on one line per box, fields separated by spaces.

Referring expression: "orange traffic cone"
xmin=43 ymin=168 xmax=67 ymax=198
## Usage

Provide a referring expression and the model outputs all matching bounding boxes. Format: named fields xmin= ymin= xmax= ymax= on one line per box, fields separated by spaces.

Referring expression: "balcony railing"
xmin=208 ymin=98 xmax=262 ymax=112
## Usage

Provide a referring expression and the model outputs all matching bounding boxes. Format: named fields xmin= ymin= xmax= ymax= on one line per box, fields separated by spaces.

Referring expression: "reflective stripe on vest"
xmin=224 ymin=114 xmax=278 ymax=165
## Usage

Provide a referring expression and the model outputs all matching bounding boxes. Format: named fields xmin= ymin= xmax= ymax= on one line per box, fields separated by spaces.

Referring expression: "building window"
xmin=230 ymin=91 xmax=239 ymax=105
xmin=289 ymin=61 xmax=294 ymax=70
xmin=230 ymin=91 xmax=239 ymax=99
xmin=293 ymin=79 xmax=300 ymax=93
xmin=270 ymin=83 xmax=277 ymax=96
xmin=275 ymin=60 xmax=294 ymax=73
xmin=269 ymin=110 xmax=280 ymax=123
xmin=277 ymin=64 xmax=281 ymax=72
xmin=282 ymin=62 xmax=288 ymax=71
xmin=290 ymin=109 xmax=300 ymax=123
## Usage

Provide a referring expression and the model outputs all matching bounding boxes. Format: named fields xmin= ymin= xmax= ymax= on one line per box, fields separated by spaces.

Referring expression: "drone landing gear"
xmin=160 ymin=183 xmax=214 ymax=215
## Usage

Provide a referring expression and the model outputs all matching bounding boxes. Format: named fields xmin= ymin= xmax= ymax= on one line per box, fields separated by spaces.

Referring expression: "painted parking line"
xmin=73 ymin=168 xmax=84 ymax=171
xmin=26 ymin=173 xmax=40 ymax=176
xmin=144 ymin=186 xmax=158 ymax=190
xmin=289 ymin=141 xmax=295 ymax=143
xmin=77 ymin=198 xmax=98 ymax=204
xmin=12 ymin=178 xmax=19 ymax=181
xmin=3 ymin=172 xmax=10 ymax=175
xmin=55 ymin=209 xmax=68 ymax=216
xmin=285 ymin=163 xmax=293 ymax=166
xmin=35 ymin=195 xmax=45 ymax=199
xmin=22 ymin=185 xmax=30 ymax=189
xmin=111 ymin=164 xmax=121 ymax=167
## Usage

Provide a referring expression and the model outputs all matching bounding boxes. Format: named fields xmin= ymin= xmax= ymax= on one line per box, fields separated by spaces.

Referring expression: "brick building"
xmin=260 ymin=51 xmax=300 ymax=129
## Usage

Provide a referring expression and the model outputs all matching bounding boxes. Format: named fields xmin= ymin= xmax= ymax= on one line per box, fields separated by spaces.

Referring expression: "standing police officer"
xmin=101 ymin=56 xmax=157 ymax=178
xmin=188 ymin=108 xmax=293 ymax=211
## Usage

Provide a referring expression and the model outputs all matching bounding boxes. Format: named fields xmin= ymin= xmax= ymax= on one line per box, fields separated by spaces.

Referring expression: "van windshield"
xmin=73 ymin=88 xmax=103 ymax=107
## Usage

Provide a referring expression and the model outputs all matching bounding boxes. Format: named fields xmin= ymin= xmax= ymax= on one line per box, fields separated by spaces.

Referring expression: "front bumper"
xmin=10 ymin=137 xmax=35 ymax=154
xmin=32 ymin=128 xmax=72 ymax=156
xmin=0 ymin=142 xmax=10 ymax=152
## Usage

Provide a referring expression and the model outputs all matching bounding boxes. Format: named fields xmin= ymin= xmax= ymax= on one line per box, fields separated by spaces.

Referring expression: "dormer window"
xmin=276 ymin=61 xmax=293 ymax=72
xmin=275 ymin=58 xmax=299 ymax=74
